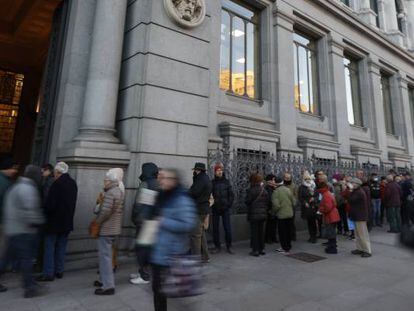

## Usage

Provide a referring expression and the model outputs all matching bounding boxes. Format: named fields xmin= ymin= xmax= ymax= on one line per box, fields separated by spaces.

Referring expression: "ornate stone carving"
xmin=164 ymin=0 xmax=206 ymax=28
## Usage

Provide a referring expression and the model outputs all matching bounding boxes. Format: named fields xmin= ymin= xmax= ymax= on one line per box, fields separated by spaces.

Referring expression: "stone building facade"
xmin=1 ymin=0 xmax=414 ymax=262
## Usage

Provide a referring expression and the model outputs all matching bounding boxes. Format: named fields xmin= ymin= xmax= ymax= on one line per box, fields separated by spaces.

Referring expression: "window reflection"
xmin=219 ymin=0 xmax=259 ymax=99
xmin=344 ymin=56 xmax=362 ymax=126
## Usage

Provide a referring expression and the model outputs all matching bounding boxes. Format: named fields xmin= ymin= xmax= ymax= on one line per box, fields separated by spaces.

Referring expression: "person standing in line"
xmin=370 ymin=174 xmax=382 ymax=227
xmin=379 ymin=176 xmax=387 ymax=225
xmin=37 ymin=162 xmax=78 ymax=282
xmin=245 ymin=173 xmax=269 ymax=257
xmin=298 ymin=171 xmax=317 ymax=243
xmin=189 ymin=163 xmax=212 ymax=263
xmin=346 ymin=178 xmax=372 ymax=258
xmin=334 ymin=178 xmax=349 ymax=235
xmin=0 ymin=165 xmax=45 ymax=298
xmin=0 ymin=157 xmax=18 ymax=292
xmin=283 ymin=173 xmax=297 ymax=241
xmin=272 ymin=176 xmax=295 ymax=255
xmin=384 ymin=175 xmax=403 ymax=233
xmin=150 ymin=168 xmax=197 ymax=311
xmin=93 ymin=169 xmax=124 ymax=295
xmin=264 ymin=174 xmax=278 ymax=244
xmin=40 ymin=164 xmax=54 ymax=201
xmin=317 ymin=175 xmax=340 ymax=254
xmin=210 ymin=163 xmax=235 ymax=255
xmin=130 ymin=162 xmax=160 ymax=285
xmin=400 ymin=172 xmax=413 ymax=225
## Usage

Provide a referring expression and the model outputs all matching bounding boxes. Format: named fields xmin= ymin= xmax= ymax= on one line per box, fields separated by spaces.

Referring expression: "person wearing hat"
xmin=189 ymin=162 xmax=212 ymax=262
xmin=0 ymin=157 xmax=18 ymax=292
xmin=38 ymin=162 xmax=78 ymax=282
xmin=346 ymin=177 xmax=372 ymax=258
xmin=0 ymin=165 xmax=45 ymax=298
xmin=211 ymin=163 xmax=234 ymax=254
xmin=272 ymin=176 xmax=295 ymax=254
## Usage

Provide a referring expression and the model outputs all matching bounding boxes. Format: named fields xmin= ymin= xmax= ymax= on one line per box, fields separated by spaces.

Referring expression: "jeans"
xmin=212 ymin=210 xmax=232 ymax=249
xmin=372 ymin=199 xmax=381 ymax=226
xmin=98 ymin=236 xmax=116 ymax=289
xmin=278 ymin=218 xmax=293 ymax=251
xmin=387 ymin=207 xmax=402 ymax=232
xmin=152 ymin=264 xmax=168 ymax=311
xmin=250 ymin=220 xmax=265 ymax=253
xmin=0 ymin=234 xmax=38 ymax=290
xmin=42 ymin=232 xmax=69 ymax=277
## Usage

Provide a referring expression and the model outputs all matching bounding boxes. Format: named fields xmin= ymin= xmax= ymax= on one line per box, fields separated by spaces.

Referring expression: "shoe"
xmin=276 ymin=248 xmax=287 ymax=254
xmin=55 ymin=273 xmax=63 ymax=279
xmin=325 ymin=248 xmax=338 ymax=254
xmin=36 ymin=275 xmax=54 ymax=282
xmin=226 ymin=247 xmax=235 ymax=255
xmin=260 ymin=251 xmax=266 ymax=256
xmin=130 ymin=276 xmax=150 ymax=285
xmin=348 ymin=235 xmax=355 ymax=240
xmin=250 ymin=251 xmax=260 ymax=257
xmin=202 ymin=258 xmax=210 ymax=263
xmin=24 ymin=286 xmax=47 ymax=298
xmin=94 ymin=280 xmax=103 ymax=287
xmin=129 ymin=273 xmax=139 ymax=279
xmin=211 ymin=248 xmax=221 ymax=254
xmin=94 ymin=288 xmax=115 ymax=295
xmin=310 ymin=238 xmax=317 ymax=244
xmin=351 ymin=250 xmax=363 ymax=255
xmin=0 ymin=284 xmax=7 ymax=292
xmin=361 ymin=252 xmax=372 ymax=258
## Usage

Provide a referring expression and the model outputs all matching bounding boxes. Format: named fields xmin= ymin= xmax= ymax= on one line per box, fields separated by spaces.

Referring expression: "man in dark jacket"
xmin=189 ymin=163 xmax=212 ymax=262
xmin=0 ymin=157 xmax=18 ymax=293
xmin=41 ymin=164 xmax=55 ymax=203
xmin=264 ymin=174 xmax=278 ymax=244
xmin=130 ymin=162 xmax=159 ymax=285
xmin=400 ymin=172 xmax=413 ymax=225
xmin=370 ymin=175 xmax=382 ymax=227
xmin=211 ymin=163 xmax=234 ymax=254
xmin=384 ymin=175 xmax=402 ymax=233
xmin=37 ymin=162 xmax=78 ymax=281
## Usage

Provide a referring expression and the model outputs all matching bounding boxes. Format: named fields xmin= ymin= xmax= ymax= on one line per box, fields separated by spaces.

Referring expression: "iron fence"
xmin=207 ymin=146 xmax=411 ymax=214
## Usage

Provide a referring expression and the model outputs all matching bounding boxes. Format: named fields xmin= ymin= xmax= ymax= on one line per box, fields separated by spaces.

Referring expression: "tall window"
xmin=395 ymin=0 xmax=404 ymax=32
xmin=409 ymin=87 xmax=414 ymax=133
xmin=220 ymin=0 xmax=259 ymax=99
xmin=380 ymin=74 xmax=395 ymax=134
xmin=344 ymin=56 xmax=362 ymax=126
xmin=370 ymin=0 xmax=380 ymax=27
xmin=293 ymin=31 xmax=319 ymax=114
xmin=0 ymin=70 xmax=24 ymax=154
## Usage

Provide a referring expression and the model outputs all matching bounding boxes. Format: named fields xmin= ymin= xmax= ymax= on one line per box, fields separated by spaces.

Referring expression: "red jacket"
xmin=318 ymin=188 xmax=340 ymax=224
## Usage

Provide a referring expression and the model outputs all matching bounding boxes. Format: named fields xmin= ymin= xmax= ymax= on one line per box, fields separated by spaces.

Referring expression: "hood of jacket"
xmin=139 ymin=163 xmax=159 ymax=182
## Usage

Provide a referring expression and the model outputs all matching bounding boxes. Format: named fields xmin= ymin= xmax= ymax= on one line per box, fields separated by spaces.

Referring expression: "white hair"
xmin=106 ymin=168 xmax=125 ymax=194
xmin=55 ymin=162 xmax=69 ymax=174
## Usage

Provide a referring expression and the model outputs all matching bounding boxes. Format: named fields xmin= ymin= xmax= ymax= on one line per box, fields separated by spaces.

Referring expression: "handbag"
xmin=161 ymin=255 xmax=203 ymax=298
xmin=136 ymin=220 xmax=160 ymax=246
xmin=89 ymin=220 xmax=100 ymax=238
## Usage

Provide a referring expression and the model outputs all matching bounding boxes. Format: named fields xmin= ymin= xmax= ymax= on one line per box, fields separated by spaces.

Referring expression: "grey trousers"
xmin=98 ymin=236 xmax=115 ymax=289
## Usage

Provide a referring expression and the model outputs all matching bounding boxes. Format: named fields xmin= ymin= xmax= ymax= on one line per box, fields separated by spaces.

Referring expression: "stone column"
xmin=406 ymin=0 xmax=414 ymax=50
xmin=328 ymin=35 xmax=353 ymax=161
xmin=75 ymin=0 xmax=128 ymax=143
xmin=273 ymin=5 xmax=301 ymax=155
xmin=368 ymin=58 xmax=390 ymax=163
xmin=381 ymin=0 xmax=404 ymax=45
xmin=398 ymin=77 xmax=414 ymax=165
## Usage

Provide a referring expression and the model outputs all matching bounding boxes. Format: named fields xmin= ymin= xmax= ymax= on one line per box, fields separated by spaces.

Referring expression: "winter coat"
xmin=41 ymin=175 xmax=54 ymax=203
xmin=362 ymin=183 xmax=372 ymax=214
xmin=95 ymin=184 xmax=124 ymax=236
xmin=383 ymin=181 xmax=402 ymax=208
xmin=0 ymin=172 xmax=12 ymax=223
xmin=44 ymin=173 xmax=78 ymax=234
xmin=246 ymin=185 xmax=269 ymax=222
xmin=401 ymin=179 xmax=413 ymax=201
xmin=318 ymin=188 xmax=340 ymax=224
xmin=285 ymin=183 xmax=298 ymax=207
xmin=150 ymin=187 xmax=197 ymax=266
xmin=347 ymin=187 xmax=368 ymax=222
xmin=189 ymin=171 xmax=212 ymax=215
xmin=3 ymin=177 xmax=44 ymax=236
xmin=370 ymin=181 xmax=381 ymax=199
xmin=271 ymin=185 xmax=295 ymax=220
xmin=131 ymin=163 xmax=160 ymax=227
xmin=212 ymin=176 xmax=234 ymax=214
xmin=298 ymin=184 xmax=315 ymax=219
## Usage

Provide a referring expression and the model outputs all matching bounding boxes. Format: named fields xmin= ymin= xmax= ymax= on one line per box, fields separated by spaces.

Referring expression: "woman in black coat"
xmin=245 ymin=173 xmax=269 ymax=257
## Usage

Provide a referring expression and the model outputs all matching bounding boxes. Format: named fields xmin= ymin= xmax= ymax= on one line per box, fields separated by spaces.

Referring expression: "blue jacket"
xmin=150 ymin=187 xmax=197 ymax=266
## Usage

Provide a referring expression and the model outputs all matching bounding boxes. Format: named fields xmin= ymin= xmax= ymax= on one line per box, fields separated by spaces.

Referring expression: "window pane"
xmin=293 ymin=33 xmax=310 ymax=47
xmin=232 ymin=17 xmax=245 ymax=96
xmin=409 ymin=88 xmax=414 ymax=133
xmin=220 ymin=11 xmax=231 ymax=91
xmin=309 ymin=49 xmax=318 ymax=114
xmin=350 ymin=66 xmax=362 ymax=125
xmin=381 ymin=76 xmax=395 ymax=134
xmin=246 ymin=22 xmax=256 ymax=98
xmin=294 ymin=45 xmax=300 ymax=110
xmin=344 ymin=63 xmax=355 ymax=124
xmin=222 ymin=0 xmax=254 ymax=21
xmin=298 ymin=46 xmax=309 ymax=112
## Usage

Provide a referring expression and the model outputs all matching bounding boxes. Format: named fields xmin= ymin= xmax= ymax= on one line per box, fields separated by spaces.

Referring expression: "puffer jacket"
xmin=246 ymin=185 xmax=269 ymax=222
xmin=318 ymin=187 xmax=340 ymax=224
xmin=150 ymin=187 xmax=197 ymax=266
xmin=96 ymin=184 xmax=124 ymax=236
xmin=271 ymin=185 xmax=295 ymax=220
xmin=212 ymin=175 xmax=234 ymax=214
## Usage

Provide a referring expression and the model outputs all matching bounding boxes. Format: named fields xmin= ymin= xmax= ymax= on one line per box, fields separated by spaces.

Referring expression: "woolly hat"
xmin=351 ymin=178 xmax=362 ymax=186
xmin=214 ymin=163 xmax=224 ymax=172
xmin=55 ymin=162 xmax=69 ymax=174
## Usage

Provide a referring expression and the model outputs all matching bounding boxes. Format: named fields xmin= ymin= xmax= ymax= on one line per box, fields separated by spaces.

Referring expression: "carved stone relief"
xmin=164 ymin=0 xmax=206 ymax=28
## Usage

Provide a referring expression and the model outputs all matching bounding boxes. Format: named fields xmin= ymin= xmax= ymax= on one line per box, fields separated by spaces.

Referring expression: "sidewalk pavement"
xmin=1 ymin=227 xmax=413 ymax=311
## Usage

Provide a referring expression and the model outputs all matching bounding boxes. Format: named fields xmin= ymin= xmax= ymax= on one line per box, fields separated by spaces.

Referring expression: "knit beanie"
xmin=214 ymin=163 xmax=224 ymax=173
